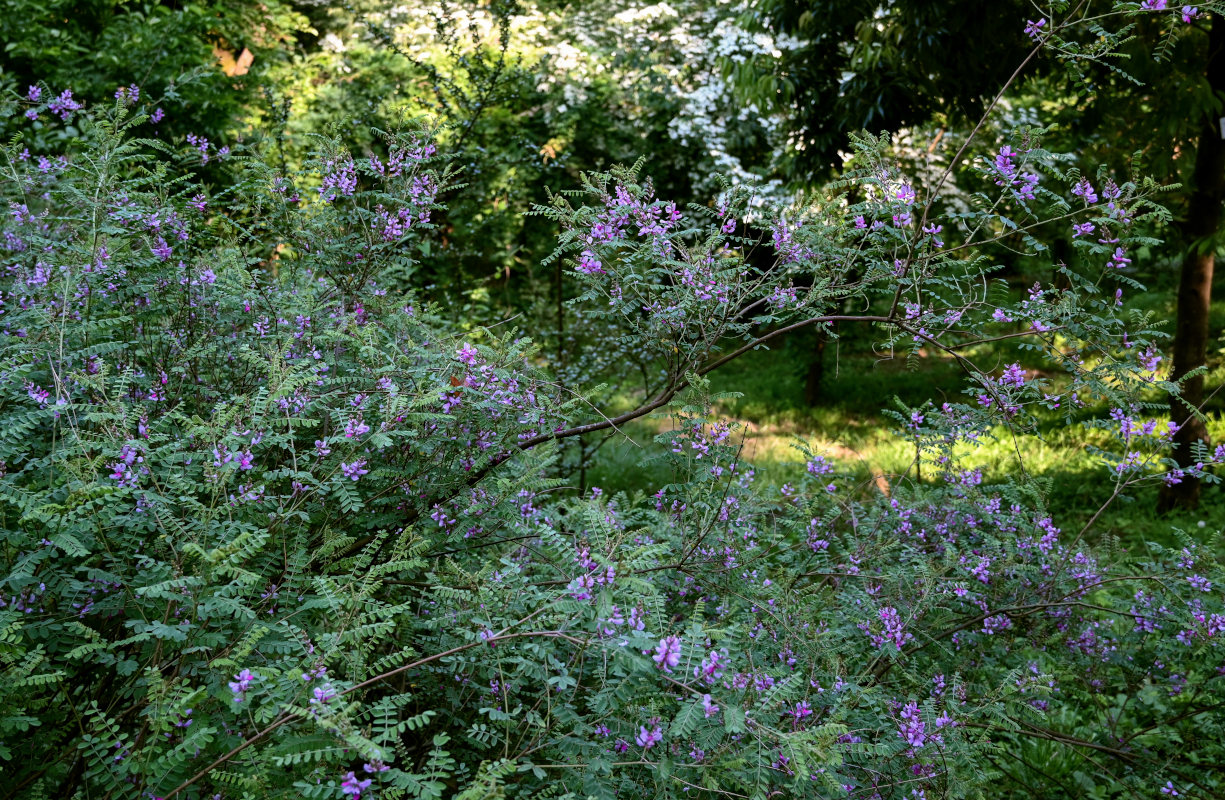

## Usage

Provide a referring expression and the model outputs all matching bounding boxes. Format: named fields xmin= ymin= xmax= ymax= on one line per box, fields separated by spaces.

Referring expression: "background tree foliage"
xmin=1 ymin=2 xmax=1225 ymax=799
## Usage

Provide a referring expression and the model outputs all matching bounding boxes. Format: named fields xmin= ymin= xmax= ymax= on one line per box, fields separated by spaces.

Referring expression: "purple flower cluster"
xmin=228 ymin=668 xmax=254 ymax=702
xmin=652 ymin=635 xmax=682 ymax=672
xmin=341 ymin=459 xmax=369 ymax=481
xmin=897 ymin=701 xmax=926 ymax=749
xmin=992 ymin=145 xmax=1039 ymax=201
xmin=340 ymin=771 xmax=372 ymax=798
xmin=865 ymin=606 xmax=914 ymax=651
xmin=635 ymin=723 xmax=662 ymax=749
xmin=319 ymin=158 xmax=358 ymax=202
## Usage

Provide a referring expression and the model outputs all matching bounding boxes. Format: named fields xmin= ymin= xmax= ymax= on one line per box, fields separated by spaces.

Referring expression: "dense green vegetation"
xmin=1 ymin=2 xmax=1224 ymax=799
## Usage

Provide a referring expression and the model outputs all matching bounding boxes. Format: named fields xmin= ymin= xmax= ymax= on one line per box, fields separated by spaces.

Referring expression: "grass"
xmin=580 ymin=321 xmax=1225 ymax=552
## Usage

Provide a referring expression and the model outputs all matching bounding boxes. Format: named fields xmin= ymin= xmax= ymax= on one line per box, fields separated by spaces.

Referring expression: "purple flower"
xmin=26 ymin=383 xmax=50 ymax=406
xmin=982 ymin=614 xmax=1012 ymax=634
xmin=318 ymin=158 xmax=357 ymax=201
xmin=1187 ymin=574 xmax=1212 ymax=592
xmin=228 ymin=668 xmax=254 ymax=702
xmin=1024 ymin=18 xmax=1047 ymax=40
xmin=1182 ymin=6 xmax=1199 ymax=23
xmin=635 ymin=724 xmax=663 ymax=749
xmin=869 ymin=607 xmax=913 ymax=650
xmin=48 ymin=90 xmax=82 ymax=121
xmin=340 ymin=771 xmax=373 ymax=798
xmin=702 ymin=693 xmax=720 ymax=718
xmin=1072 ymin=178 xmax=1098 ymax=204
xmin=694 ymin=649 xmax=724 ymax=683
xmin=311 ymin=684 xmax=338 ymax=706
xmin=577 ymin=250 xmax=603 ymax=275
xmin=897 ymin=701 xmax=927 ymax=748
xmin=806 ymin=456 xmax=834 ymax=476
xmin=186 ymin=133 xmax=210 ymax=163
xmin=151 ymin=237 xmax=173 ymax=261
xmin=1141 ymin=1 xmax=1168 ymax=9
xmin=994 ymin=145 xmax=1017 ymax=184
xmin=1139 ymin=346 xmax=1162 ymax=373
xmin=341 ymin=459 xmax=369 ymax=481
xmin=652 ymin=635 xmax=682 ymax=673
xmin=1017 ymin=172 xmax=1039 ymax=200
xmin=999 ymin=363 xmax=1026 ymax=388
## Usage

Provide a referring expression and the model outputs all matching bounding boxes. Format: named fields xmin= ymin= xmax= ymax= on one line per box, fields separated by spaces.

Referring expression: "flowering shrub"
xmin=3 ymin=9 xmax=1225 ymax=797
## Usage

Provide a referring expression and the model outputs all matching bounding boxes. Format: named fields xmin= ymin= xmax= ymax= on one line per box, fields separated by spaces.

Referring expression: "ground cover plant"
xmin=2 ymin=2 xmax=1225 ymax=799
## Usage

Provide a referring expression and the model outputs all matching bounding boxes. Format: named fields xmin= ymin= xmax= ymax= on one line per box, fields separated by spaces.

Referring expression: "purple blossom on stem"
xmin=807 ymin=456 xmax=834 ymax=476
xmin=151 ymin=237 xmax=173 ymax=261
xmin=340 ymin=771 xmax=373 ymax=798
xmin=311 ymin=683 xmax=337 ymax=707
xmin=228 ymin=668 xmax=254 ymax=702
xmin=635 ymin=724 xmax=663 ymax=749
xmin=869 ymin=607 xmax=913 ymax=650
xmin=652 ymin=635 xmax=682 ymax=672
xmin=1072 ymin=178 xmax=1098 ymax=204
xmin=577 ymin=250 xmax=603 ymax=275
xmin=999 ymin=363 xmax=1026 ymax=388
xmin=341 ymin=459 xmax=369 ymax=481
xmin=898 ymin=701 xmax=927 ymax=748
xmin=48 ymin=90 xmax=82 ymax=121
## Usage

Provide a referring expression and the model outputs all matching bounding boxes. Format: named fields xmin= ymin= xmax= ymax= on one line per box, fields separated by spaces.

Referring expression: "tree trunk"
xmin=1158 ymin=19 xmax=1225 ymax=512
xmin=804 ymin=330 xmax=828 ymax=405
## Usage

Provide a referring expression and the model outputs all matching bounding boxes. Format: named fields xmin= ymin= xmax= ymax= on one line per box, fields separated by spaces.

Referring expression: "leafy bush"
xmin=3 ymin=9 xmax=1225 ymax=800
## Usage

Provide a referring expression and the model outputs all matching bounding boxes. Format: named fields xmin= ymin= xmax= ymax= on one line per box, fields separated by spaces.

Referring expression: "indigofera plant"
xmin=2 ymin=6 xmax=1225 ymax=798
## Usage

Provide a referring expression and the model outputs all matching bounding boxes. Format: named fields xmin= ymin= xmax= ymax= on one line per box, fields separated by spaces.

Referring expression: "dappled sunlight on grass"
xmin=582 ymin=343 xmax=1225 ymax=551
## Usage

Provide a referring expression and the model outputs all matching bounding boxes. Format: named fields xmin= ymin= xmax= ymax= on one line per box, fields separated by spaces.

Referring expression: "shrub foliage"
xmin=3 ymin=5 xmax=1225 ymax=799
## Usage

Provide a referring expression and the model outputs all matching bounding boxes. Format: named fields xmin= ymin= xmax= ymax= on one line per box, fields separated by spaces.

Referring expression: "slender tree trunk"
xmin=1158 ymin=19 xmax=1225 ymax=512
xmin=804 ymin=329 xmax=828 ymax=405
